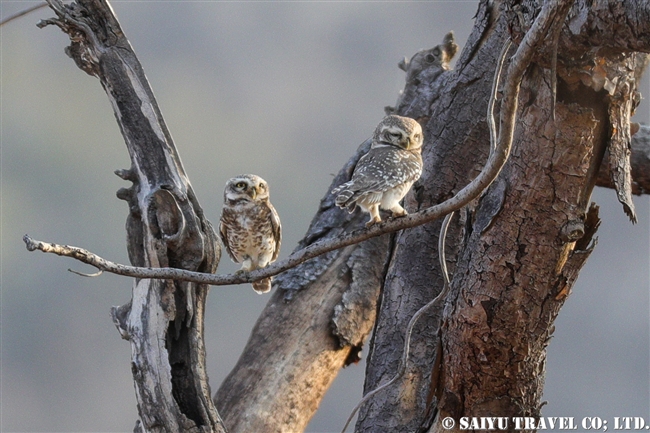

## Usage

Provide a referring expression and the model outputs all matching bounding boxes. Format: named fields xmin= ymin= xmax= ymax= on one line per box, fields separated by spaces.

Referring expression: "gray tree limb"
xmin=25 ymin=1 xmax=650 ymax=432
xmin=37 ymin=0 xmax=225 ymax=431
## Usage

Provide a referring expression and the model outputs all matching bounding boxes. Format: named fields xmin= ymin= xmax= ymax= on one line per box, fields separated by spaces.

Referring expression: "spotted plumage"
xmin=332 ymin=115 xmax=424 ymax=226
xmin=219 ymin=174 xmax=281 ymax=294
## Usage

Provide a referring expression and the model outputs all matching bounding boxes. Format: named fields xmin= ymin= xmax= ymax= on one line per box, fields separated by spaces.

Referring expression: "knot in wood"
xmin=560 ymin=219 xmax=585 ymax=243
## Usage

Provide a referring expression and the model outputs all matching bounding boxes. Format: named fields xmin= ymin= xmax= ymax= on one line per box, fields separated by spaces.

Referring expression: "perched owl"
xmin=219 ymin=174 xmax=281 ymax=294
xmin=332 ymin=115 xmax=423 ymax=227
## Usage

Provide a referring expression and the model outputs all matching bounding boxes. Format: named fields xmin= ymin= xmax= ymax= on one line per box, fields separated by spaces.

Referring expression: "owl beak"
xmin=250 ymin=188 xmax=257 ymax=200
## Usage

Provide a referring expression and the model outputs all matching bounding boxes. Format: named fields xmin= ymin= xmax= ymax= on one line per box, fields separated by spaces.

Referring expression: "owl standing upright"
xmin=219 ymin=174 xmax=282 ymax=294
xmin=332 ymin=115 xmax=424 ymax=226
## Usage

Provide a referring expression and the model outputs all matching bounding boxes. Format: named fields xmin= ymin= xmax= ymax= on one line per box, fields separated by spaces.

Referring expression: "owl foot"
xmin=389 ymin=205 xmax=408 ymax=218
xmin=365 ymin=216 xmax=382 ymax=227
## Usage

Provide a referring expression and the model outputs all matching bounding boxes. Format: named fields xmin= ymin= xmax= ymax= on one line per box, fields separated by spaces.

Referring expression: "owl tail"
xmin=334 ymin=188 xmax=358 ymax=213
xmin=252 ymin=277 xmax=272 ymax=294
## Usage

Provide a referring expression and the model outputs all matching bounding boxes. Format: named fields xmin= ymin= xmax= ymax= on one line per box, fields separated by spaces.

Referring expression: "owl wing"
xmin=219 ymin=208 xmax=239 ymax=263
xmin=267 ymin=202 xmax=282 ymax=262
xmin=335 ymin=148 xmax=422 ymax=205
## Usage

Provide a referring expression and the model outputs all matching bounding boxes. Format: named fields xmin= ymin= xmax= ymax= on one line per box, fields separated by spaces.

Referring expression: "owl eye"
xmin=413 ymin=133 xmax=421 ymax=141
xmin=235 ymin=182 xmax=247 ymax=189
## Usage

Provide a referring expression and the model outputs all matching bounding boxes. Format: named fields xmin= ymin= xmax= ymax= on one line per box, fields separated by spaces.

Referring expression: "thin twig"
xmin=20 ymin=30 xmax=517 ymax=288
xmin=0 ymin=2 xmax=47 ymax=27
xmin=339 ymin=0 xmax=575 ymax=430
xmin=23 ymin=1 xmax=574 ymax=292
xmin=21 ymin=16 xmax=518 ymax=288
xmin=488 ymin=39 xmax=513 ymax=153
xmin=22 ymin=0 xmax=536 ymax=289
xmin=340 ymin=211 xmax=455 ymax=433
xmin=68 ymin=268 xmax=103 ymax=277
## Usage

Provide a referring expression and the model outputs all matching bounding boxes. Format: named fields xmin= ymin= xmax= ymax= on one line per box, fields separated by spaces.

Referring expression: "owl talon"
xmin=366 ymin=216 xmax=381 ymax=227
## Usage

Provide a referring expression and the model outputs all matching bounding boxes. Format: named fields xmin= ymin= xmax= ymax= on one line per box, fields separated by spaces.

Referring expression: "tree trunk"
xmin=39 ymin=1 xmax=225 ymax=431
xmin=213 ymin=32 xmax=459 ymax=433
xmin=38 ymin=0 xmax=650 ymax=432
xmin=359 ymin=1 xmax=650 ymax=432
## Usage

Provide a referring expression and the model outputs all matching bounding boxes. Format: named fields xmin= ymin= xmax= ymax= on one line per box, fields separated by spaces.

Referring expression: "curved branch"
xmin=23 ymin=2 xmax=569 ymax=292
xmin=0 ymin=2 xmax=47 ymax=26
xmin=24 ymin=174 xmax=478 ymax=286
xmin=24 ymin=152 xmax=495 ymax=287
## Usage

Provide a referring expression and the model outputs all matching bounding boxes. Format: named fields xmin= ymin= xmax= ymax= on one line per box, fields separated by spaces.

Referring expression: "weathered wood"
xmin=31 ymin=1 xmax=650 ymax=432
xmin=214 ymin=33 xmax=459 ymax=433
xmin=359 ymin=0 xmax=649 ymax=431
xmin=597 ymin=124 xmax=650 ymax=195
xmin=437 ymin=58 xmax=600 ymax=429
xmin=38 ymin=1 xmax=225 ymax=431
xmin=431 ymin=0 xmax=649 ymax=431
xmin=357 ymin=1 xmax=506 ymax=430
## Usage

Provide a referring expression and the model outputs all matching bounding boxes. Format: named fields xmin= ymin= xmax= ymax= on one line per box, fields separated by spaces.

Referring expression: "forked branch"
xmin=23 ymin=136 xmax=507 ymax=287
xmin=23 ymin=1 xmax=574 ymax=291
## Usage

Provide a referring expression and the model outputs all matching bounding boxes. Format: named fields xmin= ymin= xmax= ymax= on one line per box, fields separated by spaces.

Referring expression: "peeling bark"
xmin=35 ymin=0 xmax=650 ymax=432
xmin=438 ymin=65 xmax=601 ymax=427
xmin=360 ymin=0 xmax=649 ymax=431
xmin=214 ymin=33 xmax=460 ymax=433
xmin=597 ymin=123 xmax=650 ymax=195
xmin=39 ymin=1 xmax=224 ymax=431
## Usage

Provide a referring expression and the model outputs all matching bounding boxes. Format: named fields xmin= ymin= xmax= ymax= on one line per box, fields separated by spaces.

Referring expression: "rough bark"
xmin=358 ymin=2 xmax=506 ymax=430
xmin=434 ymin=63 xmax=602 ymax=430
xmin=33 ymin=1 xmax=650 ymax=432
xmin=597 ymin=123 xmax=650 ymax=195
xmin=213 ymin=33 xmax=460 ymax=433
xmin=359 ymin=1 xmax=650 ymax=432
xmin=38 ymin=1 xmax=225 ymax=432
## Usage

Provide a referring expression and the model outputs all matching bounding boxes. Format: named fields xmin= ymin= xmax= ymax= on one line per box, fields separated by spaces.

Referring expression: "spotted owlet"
xmin=219 ymin=174 xmax=282 ymax=294
xmin=332 ymin=115 xmax=424 ymax=226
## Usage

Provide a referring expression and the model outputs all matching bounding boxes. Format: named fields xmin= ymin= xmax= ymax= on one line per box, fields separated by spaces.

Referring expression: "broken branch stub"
xmin=38 ymin=0 xmax=225 ymax=431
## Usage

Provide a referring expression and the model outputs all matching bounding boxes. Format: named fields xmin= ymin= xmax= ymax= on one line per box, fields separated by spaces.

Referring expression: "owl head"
xmin=224 ymin=174 xmax=270 ymax=203
xmin=372 ymin=115 xmax=423 ymax=151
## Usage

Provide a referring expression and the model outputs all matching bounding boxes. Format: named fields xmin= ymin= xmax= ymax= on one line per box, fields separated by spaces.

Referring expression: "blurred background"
xmin=1 ymin=1 xmax=648 ymax=432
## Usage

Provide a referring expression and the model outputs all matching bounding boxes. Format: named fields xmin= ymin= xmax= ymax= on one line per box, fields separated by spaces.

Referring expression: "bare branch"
xmin=23 ymin=2 xmax=571 ymax=293
xmin=0 ymin=2 xmax=47 ymax=27
xmin=22 ymin=22 xmax=524 ymax=288
xmin=68 ymin=268 xmax=103 ymax=277
xmin=23 ymin=139 xmax=507 ymax=288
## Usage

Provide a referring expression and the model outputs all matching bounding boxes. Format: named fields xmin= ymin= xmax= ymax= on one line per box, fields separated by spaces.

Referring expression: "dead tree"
xmin=35 ymin=1 xmax=225 ymax=431
xmin=357 ymin=1 xmax=650 ymax=432
xmin=25 ymin=0 xmax=650 ymax=432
